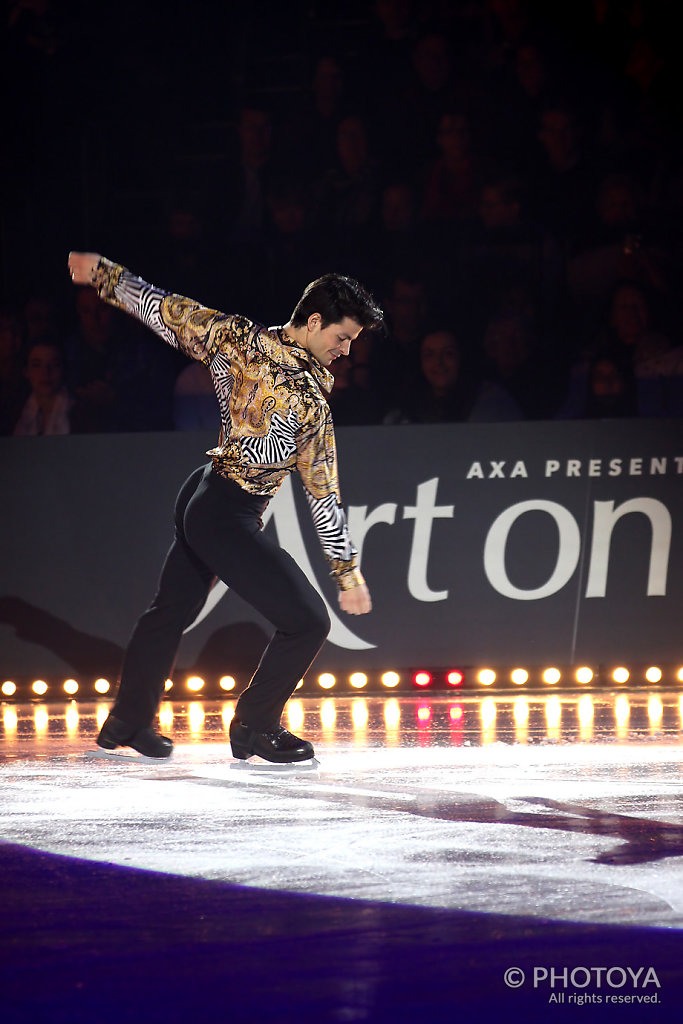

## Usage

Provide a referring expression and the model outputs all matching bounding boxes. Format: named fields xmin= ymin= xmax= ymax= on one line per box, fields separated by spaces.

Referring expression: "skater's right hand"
xmin=339 ymin=583 xmax=372 ymax=615
xmin=68 ymin=251 xmax=101 ymax=285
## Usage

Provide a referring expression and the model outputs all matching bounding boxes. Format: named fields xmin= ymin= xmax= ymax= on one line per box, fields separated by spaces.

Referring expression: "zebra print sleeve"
xmin=93 ymin=257 xmax=236 ymax=365
xmin=297 ymin=405 xmax=365 ymax=592
xmin=303 ymin=489 xmax=365 ymax=591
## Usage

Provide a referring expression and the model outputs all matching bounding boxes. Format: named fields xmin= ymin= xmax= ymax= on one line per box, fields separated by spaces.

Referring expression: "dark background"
xmin=2 ymin=0 xmax=683 ymax=433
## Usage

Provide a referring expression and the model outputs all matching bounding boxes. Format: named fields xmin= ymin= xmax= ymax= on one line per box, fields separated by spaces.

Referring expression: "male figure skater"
xmin=68 ymin=252 xmax=382 ymax=762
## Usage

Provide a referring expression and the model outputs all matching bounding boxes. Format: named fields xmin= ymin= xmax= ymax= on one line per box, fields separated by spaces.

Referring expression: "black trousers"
xmin=111 ymin=465 xmax=331 ymax=732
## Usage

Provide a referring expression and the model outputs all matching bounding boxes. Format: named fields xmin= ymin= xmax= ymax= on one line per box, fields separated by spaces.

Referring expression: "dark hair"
xmin=291 ymin=273 xmax=384 ymax=330
xmin=24 ymin=336 xmax=64 ymax=364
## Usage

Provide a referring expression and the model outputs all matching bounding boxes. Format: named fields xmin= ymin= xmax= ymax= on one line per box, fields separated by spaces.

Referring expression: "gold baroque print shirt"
xmin=93 ymin=258 xmax=364 ymax=591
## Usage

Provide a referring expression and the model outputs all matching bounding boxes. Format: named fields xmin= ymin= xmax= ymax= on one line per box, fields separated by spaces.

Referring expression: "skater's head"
xmin=287 ymin=274 xmax=383 ymax=368
xmin=291 ymin=273 xmax=383 ymax=333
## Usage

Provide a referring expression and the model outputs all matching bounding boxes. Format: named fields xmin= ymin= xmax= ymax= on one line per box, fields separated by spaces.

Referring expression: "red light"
xmin=417 ymin=703 xmax=432 ymax=723
xmin=449 ymin=705 xmax=464 ymax=721
xmin=414 ymin=671 xmax=431 ymax=687
xmin=447 ymin=670 xmax=464 ymax=686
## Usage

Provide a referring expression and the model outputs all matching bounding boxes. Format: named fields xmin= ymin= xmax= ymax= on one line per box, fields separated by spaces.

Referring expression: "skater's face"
xmin=304 ymin=315 xmax=363 ymax=367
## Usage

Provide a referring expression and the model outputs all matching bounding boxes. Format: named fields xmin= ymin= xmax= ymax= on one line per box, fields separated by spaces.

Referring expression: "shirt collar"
xmin=277 ymin=327 xmax=334 ymax=392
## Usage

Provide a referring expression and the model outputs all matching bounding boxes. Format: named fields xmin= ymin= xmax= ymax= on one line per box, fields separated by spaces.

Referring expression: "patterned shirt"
xmin=93 ymin=258 xmax=363 ymax=591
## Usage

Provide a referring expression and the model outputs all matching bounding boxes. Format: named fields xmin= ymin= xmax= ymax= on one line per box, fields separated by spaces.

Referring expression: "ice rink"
xmin=2 ymin=693 xmax=682 ymax=1022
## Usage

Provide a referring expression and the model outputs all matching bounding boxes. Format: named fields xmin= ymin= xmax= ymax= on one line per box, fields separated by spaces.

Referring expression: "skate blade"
xmin=230 ymin=756 xmax=320 ymax=773
xmin=85 ymin=748 xmax=174 ymax=764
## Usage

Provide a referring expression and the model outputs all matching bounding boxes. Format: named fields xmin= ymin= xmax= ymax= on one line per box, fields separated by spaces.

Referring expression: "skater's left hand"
xmin=339 ymin=583 xmax=372 ymax=615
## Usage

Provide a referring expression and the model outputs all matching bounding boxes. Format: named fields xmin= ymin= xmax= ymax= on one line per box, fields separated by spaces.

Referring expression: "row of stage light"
xmin=3 ymin=694 xmax=683 ymax=742
xmin=2 ymin=664 xmax=683 ymax=701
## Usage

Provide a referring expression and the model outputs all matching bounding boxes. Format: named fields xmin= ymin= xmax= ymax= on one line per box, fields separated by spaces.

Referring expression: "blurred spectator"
xmin=375 ymin=272 xmax=430 ymax=411
xmin=363 ymin=180 xmax=431 ymax=288
xmin=24 ymin=294 xmax=61 ymax=345
xmin=327 ymin=340 xmax=384 ymax=426
xmin=586 ymin=349 xmax=638 ymax=418
xmin=147 ymin=198 xmax=219 ymax=304
xmin=608 ymin=280 xmax=683 ymax=415
xmin=403 ymin=33 xmax=465 ymax=156
xmin=568 ymin=172 xmax=641 ymax=293
xmin=531 ymin=102 xmax=596 ymax=245
xmin=482 ymin=39 xmax=560 ymax=165
xmin=385 ymin=329 xmax=521 ymax=423
xmin=422 ymin=111 xmax=481 ymax=224
xmin=360 ymin=0 xmax=417 ymax=130
xmin=288 ymin=56 xmax=353 ymax=170
xmin=65 ymin=288 xmax=172 ymax=432
xmin=557 ymin=346 xmax=638 ymax=420
xmin=482 ymin=309 xmax=562 ymax=418
xmin=623 ymin=32 xmax=683 ymax=137
xmin=66 ymin=289 xmax=123 ymax=432
xmin=374 ymin=0 xmax=415 ymax=50
xmin=607 ymin=280 xmax=671 ymax=367
xmin=384 ymin=273 xmax=428 ymax=349
xmin=568 ymin=173 xmax=672 ymax=318
xmin=259 ymin=178 xmax=331 ymax=326
xmin=217 ymin=103 xmax=276 ymax=247
xmin=173 ymin=363 xmax=221 ymax=432
xmin=484 ymin=0 xmax=533 ymax=64
xmin=13 ymin=339 xmax=72 ymax=436
xmin=559 ymin=279 xmax=679 ymax=417
xmin=316 ymin=116 xmax=382 ymax=238
xmin=457 ymin=176 xmax=564 ymax=333
xmin=0 ymin=309 xmax=27 ymax=435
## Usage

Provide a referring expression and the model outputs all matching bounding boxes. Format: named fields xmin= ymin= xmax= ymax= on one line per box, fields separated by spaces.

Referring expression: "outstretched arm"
xmin=68 ymin=251 xmax=236 ymax=366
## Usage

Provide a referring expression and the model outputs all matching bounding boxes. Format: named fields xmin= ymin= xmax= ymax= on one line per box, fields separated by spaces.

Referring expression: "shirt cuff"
xmin=330 ymin=560 xmax=365 ymax=591
xmin=92 ymin=257 xmax=123 ymax=301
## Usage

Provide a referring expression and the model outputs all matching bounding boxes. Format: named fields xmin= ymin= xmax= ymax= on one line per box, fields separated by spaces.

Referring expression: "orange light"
xmin=320 ymin=699 xmax=336 ymax=729
xmin=95 ymin=678 xmax=111 ymax=694
xmin=1 ymin=681 xmax=17 ymax=697
xmin=447 ymin=670 xmax=463 ymax=686
xmin=287 ymin=700 xmax=304 ymax=731
xmin=477 ymin=669 xmax=496 ymax=686
xmin=384 ymin=699 xmax=400 ymax=728
xmin=381 ymin=671 xmax=400 ymax=688
xmin=349 ymin=672 xmax=368 ymax=689
xmin=417 ymin=704 xmax=432 ymax=723
xmin=3 ymin=707 xmax=18 ymax=730
xmin=352 ymin=699 xmax=369 ymax=728
xmin=187 ymin=676 xmax=204 ymax=692
xmin=32 ymin=680 xmax=48 ymax=696
xmin=219 ymin=676 xmax=236 ymax=691
xmin=318 ymin=673 xmax=336 ymax=689
xmin=414 ymin=671 xmax=431 ymax=687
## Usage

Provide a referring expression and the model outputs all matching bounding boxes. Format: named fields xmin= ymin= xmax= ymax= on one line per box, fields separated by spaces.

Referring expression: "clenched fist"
xmin=68 ymin=251 xmax=101 ymax=285
xmin=339 ymin=583 xmax=372 ymax=615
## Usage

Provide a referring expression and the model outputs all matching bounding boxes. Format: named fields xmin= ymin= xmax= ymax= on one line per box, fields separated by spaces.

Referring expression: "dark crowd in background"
xmin=2 ymin=0 xmax=683 ymax=436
